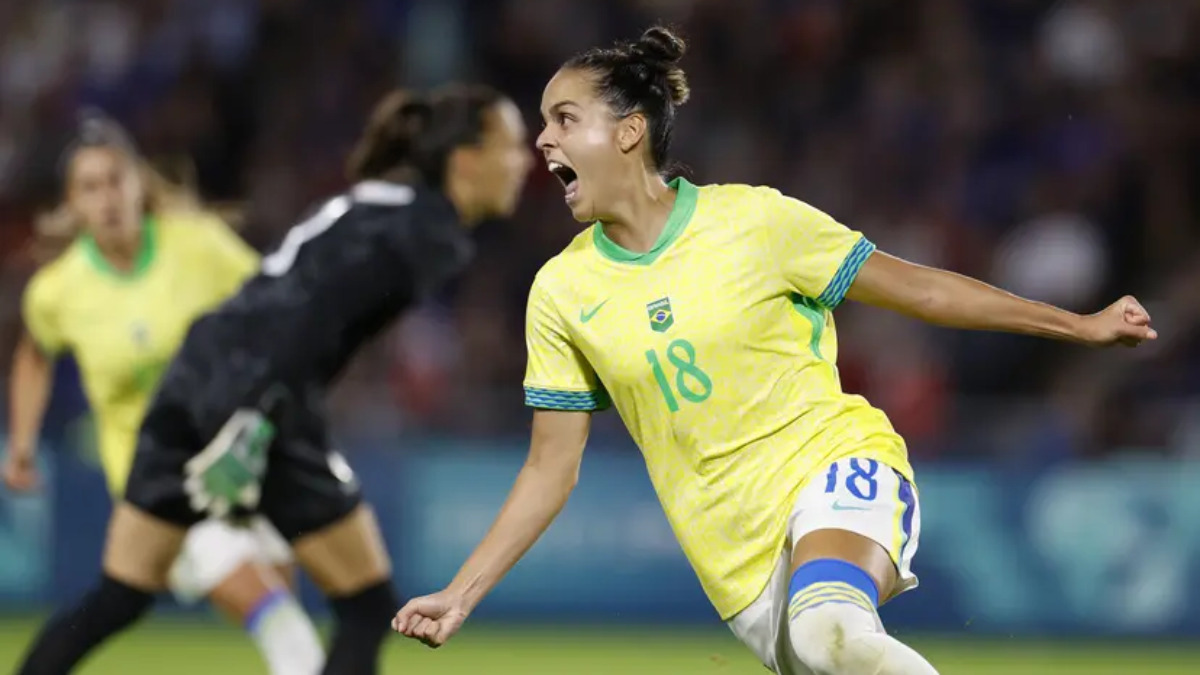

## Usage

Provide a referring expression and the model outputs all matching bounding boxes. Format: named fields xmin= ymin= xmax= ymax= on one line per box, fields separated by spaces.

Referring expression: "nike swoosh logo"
xmin=580 ymin=299 xmax=610 ymax=324
xmin=831 ymin=501 xmax=871 ymax=512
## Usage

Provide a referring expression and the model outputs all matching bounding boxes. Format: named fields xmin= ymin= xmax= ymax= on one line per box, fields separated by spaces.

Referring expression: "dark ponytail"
xmin=347 ymin=84 xmax=505 ymax=186
xmin=565 ymin=26 xmax=691 ymax=170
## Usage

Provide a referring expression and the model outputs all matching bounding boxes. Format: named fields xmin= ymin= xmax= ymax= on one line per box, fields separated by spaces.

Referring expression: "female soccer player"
xmin=393 ymin=27 xmax=1156 ymax=675
xmin=14 ymin=84 xmax=533 ymax=675
xmin=3 ymin=115 xmax=325 ymax=674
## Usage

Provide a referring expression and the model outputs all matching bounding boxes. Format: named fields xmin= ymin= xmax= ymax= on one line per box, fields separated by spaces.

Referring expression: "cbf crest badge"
xmin=131 ymin=321 xmax=150 ymax=349
xmin=647 ymin=297 xmax=674 ymax=333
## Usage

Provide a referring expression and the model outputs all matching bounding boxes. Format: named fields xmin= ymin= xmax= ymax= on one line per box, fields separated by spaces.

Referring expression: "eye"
xmin=557 ymin=112 xmax=574 ymax=126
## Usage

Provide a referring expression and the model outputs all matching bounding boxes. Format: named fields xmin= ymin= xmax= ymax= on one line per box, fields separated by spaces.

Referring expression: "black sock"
xmin=17 ymin=574 xmax=155 ymax=675
xmin=323 ymin=581 xmax=400 ymax=675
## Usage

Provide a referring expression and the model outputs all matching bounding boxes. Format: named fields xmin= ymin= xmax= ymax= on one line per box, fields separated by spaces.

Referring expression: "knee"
xmin=331 ymin=581 xmax=399 ymax=631
xmin=786 ymin=559 xmax=884 ymax=674
xmin=93 ymin=575 xmax=157 ymax=624
xmin=789 ymin=603 xmax=885 ymax=674
xmin=168 ymin=519 xmax=261 ymax=604
xmin=292 ymin=506 xmax=391 ymax=596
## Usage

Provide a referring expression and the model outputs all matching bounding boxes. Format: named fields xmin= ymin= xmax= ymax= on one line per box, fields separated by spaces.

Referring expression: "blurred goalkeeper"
xmin=14 ymin=84 xmax=533 ymax=675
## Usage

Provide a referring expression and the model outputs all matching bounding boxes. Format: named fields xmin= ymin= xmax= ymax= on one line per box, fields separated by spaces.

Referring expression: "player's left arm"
xmin=762 ymin=188 xmax=1155 ymax=348
xmin=845 ymin=251 xmax=1155 ymax=348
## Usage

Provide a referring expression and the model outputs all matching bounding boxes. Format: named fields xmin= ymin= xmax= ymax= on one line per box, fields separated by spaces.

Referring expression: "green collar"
xmin=81 ymin=215 xmax=158 ymax=280
xmin=592 ymin=177 xmax=697 ymax=265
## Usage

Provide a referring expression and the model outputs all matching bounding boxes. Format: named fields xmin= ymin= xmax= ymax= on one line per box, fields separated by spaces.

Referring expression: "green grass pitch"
xmin=1 ymin=616 xmax=1197 ymax=674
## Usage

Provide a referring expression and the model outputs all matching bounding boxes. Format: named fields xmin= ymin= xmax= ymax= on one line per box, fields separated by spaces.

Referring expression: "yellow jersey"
xmin=22 ymin=211 xmax=259 ymax=495
xmin=523 ymin=178 xmax=913 ymax=619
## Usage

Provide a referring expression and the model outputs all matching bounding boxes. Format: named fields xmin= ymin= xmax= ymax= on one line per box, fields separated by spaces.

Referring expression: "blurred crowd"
xmin=1 ymin=0 xmax=1198 ymax=464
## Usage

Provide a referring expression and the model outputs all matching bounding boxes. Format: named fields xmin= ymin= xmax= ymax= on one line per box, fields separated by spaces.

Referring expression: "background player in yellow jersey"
xmin=2 ymin=115 xmax=325 ymax=674
xmin=394 ymin=27 xmax=1157 ymax=675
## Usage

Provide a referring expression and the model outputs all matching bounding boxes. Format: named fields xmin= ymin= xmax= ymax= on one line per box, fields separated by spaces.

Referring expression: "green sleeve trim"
xmin=816 ymin=237 xmax=875 ymax=309
xmin=524 ymin=386 xmax=611 ymax=411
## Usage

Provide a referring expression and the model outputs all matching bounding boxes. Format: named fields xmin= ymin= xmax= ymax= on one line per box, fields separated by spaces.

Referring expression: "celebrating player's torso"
xmin=22 ymin=212 xmax=258 ymax=494
xmin=524 ymin=178 xmax=914 ymax=618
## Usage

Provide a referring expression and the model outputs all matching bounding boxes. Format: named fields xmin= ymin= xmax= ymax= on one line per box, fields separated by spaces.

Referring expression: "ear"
xmin=617 ymin=113 xmax=648 ymax=155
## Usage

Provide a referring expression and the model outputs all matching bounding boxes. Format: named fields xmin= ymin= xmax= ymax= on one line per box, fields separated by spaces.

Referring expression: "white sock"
xmin=246 ymin=589 xmax=326 ymax=675
xmin=788 ymin=583 xmax=938 ymax=675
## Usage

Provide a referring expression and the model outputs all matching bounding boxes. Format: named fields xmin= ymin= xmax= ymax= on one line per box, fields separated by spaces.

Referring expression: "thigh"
xmin=257 ymin=415 xmax=363 ymax=542
xmin=103 ymin=502 xmax=188 ymax=591
xmin=255 ymin=403 xmax=391 ymax=595
xmin=291 ymin=504 xmax=392 ymax=596
xmin=787 ymin=457 xmax=921 ymax=603
xmin=123 ymin=391 xmax=209 ymax=532
xmin=728 ymin=550 xmax=795 ymax=674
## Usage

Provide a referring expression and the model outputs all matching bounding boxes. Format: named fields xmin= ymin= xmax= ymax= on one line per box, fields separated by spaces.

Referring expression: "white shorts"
xmin=167 ymin=516 xmax=294 ymax=604
xmin=727 ymin=457 xmax=922 ymax=674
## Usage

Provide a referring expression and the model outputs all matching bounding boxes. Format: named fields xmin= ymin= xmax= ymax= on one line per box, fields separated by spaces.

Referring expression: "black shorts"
xmin=123 ymin=351 xmax=361 ymax=541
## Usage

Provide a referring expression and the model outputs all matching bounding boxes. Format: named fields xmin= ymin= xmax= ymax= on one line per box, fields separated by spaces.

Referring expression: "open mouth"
xmin=547 ymin=161 xmax=579 ymax=201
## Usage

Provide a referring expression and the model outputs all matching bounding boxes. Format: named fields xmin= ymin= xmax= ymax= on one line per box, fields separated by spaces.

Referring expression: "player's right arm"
xmin=394 ymin=269 xmax=606 ymax=648
xmin=393 ymin=409 xmax=589 ymax=647
xmin=4 ymin=274 xmax=64 ymax=491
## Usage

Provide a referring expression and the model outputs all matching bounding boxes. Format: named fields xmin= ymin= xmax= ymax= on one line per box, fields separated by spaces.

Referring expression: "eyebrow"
xmin=542 ymin=100 xmax=579 ymax=117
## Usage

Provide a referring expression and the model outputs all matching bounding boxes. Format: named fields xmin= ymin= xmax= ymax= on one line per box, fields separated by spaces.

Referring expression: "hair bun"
xmin=631 ymin=26 xmax=686 ymax=67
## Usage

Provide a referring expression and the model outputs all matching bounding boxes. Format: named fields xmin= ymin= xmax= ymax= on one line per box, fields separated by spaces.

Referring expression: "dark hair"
xmin=58 ymin=110 xmax=198 ymax=213
xmin=565 ymin=26 xmax=690 ymax=170
xmin=347 ymin=84 xmax=506 ymax=185
xmin=57 ymin=110 xmax=138 ymax=180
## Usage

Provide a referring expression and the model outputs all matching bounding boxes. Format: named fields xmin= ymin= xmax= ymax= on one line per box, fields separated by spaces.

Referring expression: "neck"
xmin=598 ymin=170 xmax=675 ymax=254
xmin=95 ymin=232 xmax=141 ymax=272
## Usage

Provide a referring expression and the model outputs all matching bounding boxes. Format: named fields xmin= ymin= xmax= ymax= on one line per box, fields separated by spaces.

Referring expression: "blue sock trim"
xmin=245 ymin=588 xmax=290 ymax=633
xmin=789 ymin=558 xmax=880 ymax=609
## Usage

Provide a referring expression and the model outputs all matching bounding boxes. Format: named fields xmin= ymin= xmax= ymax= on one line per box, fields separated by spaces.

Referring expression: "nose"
xmin=100 ymin=184 xmax=123 ymax=210
xmin=535 ymin=126 xmax=555 ymax=153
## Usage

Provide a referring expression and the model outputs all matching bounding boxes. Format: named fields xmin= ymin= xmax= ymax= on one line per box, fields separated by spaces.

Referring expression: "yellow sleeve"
xmin=21 ymin=271 xmax=65 ymax=357
xmin=193 ymin=214 xmax=260 ymax=298
xmin=522 ymin=274 xmax=611 ymax=411
xmin=760 ymin=188 xmax=876 ymax=309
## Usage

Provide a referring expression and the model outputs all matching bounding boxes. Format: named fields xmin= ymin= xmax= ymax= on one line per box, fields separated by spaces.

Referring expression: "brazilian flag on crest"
xmin=647 ymin=297 xmax=674 ymax=333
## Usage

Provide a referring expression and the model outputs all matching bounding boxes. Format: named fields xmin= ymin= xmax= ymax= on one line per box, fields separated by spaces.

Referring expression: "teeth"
xmin=548 ymin=161 xmax=563 ymax=172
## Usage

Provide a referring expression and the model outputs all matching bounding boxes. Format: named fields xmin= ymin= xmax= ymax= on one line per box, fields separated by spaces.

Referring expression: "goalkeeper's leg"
xmin=15 ymin=504 xmax=183 ymax=674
